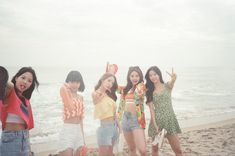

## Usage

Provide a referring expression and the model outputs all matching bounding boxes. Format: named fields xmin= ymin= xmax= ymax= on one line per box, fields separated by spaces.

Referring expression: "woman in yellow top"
xmin=92 ymin=72 xmax=121 ymax=156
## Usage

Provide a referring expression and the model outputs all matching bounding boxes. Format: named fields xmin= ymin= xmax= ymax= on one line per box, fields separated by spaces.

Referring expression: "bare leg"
xmin=109 ymin=146 xmax=114 ymax=156
xmin=132 ymin=129 xmax=147 ymax=156
xmin=75 ymin=148 xmax=80 ymax=156
xmin=123 ymin=131 xmax=137 ymax=156
xmin=151 ymin=145 xmax=159 ymax=156
xmin=59 ymin=148 xmax=73 ymax=156
xmin=75 ymin=147 xmax=83 ymax=156
xmin=99 ymin=145 xmax=114 ymax=156
xmin=166 ymin=134 xmax=183 ymax=156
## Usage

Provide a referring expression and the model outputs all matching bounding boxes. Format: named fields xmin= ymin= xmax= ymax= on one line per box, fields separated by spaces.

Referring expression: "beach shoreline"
xmin=34 ymin=117 xmax=235 ymax=156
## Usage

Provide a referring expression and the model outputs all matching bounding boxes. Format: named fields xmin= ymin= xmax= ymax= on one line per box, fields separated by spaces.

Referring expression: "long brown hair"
xmin=95 ymin=73 xmax=118 ymax=101
xmin=123 ymin=66 xmax=143 ymax=96
xmin=145 ymin=66 xmax=164 ymax=103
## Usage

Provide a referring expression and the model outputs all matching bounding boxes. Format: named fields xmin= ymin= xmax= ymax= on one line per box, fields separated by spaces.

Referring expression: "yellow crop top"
xmin=94 ymin=96 xmax=116 ymax=120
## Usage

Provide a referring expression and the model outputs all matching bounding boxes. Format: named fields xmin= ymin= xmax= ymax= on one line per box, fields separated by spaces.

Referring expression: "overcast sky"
xmin=0 ymin=0 xmax=235 ymax=68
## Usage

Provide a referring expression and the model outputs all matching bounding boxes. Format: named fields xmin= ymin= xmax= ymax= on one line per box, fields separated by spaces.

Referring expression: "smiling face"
xmin=68 ymin=81 xmax=81 ymax=92
xmin=102 ymin=76 xmax=115 ymax=92
xmin=129 ymin=71 xmax=140 ymax=86
xmin=148 ymin=70 xmax=160 ymax=84
xmin=15 ymin=72 xmax=33 ymax=93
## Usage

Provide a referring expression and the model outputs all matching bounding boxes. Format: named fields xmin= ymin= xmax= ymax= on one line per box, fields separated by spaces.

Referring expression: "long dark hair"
xmin=95 ymin=73 xmax=118 ymax=101
xmin=11 ymin=67 xmax=39 ymax=99
xmin=0 ymin=66 xmax=9 ymax=100
xmin=65 ymin=70 xmax=85 ymax=92
xmin=123 ymin=66 xmax=143 ymax=96
xmin=145 ymin=66 xmax=164 ymax=103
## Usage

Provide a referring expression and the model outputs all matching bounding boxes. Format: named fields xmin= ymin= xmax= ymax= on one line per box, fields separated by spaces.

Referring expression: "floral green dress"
xmin=148 ymin=83 xmax=181 ymax=139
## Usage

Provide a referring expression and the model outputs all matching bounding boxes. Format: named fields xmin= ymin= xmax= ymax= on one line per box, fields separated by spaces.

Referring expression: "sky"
xmin=0 ymin=0 xmax=235 ymax=68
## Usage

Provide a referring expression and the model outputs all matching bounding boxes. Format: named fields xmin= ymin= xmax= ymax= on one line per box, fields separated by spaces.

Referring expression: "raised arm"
xmin=60 ymin=85 xmax=73 ymax=106
xmin=91 ymin=90 xmax=105 ymax=105
xmin=166 ymin=68 xmax=177 ymax=89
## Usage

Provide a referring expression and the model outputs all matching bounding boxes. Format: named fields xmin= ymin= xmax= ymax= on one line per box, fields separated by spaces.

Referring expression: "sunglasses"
xmin=129 ymin=66 xmax=140 ymax=70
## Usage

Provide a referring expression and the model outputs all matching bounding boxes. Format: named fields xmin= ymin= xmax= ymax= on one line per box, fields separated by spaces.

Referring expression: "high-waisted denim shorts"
xmin=122 ymin=111 xmax=140 ymax=132
xmin=96 ymin=121 xmax=119 ymax=146
xmin=0 ymin=130 xmax=30 ymax=156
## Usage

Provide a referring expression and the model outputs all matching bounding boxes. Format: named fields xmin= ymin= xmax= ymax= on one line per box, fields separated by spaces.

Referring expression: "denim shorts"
xmin=0 ymin=130 xmax=30 ymax=156
xmin=122 ymin=111 xmax=140 ymax=132
xmin=96 ymin=121 xmax=119 ymax=146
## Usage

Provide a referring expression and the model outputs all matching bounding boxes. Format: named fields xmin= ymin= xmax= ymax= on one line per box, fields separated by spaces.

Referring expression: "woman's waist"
xmin=2 ymin=129 xmax=29 ymax=139
xmin=64 ymin=117 xmax=82 ymax=124
xmin=100 ymin=116 xmax=115 ymax=122
xmin=124 ymin=103 xmax=137 ymax=115
xmin=100 ymin=117 xmax=117 ymax=127
xmin=4 ymin=123 xmax=26 ymax=131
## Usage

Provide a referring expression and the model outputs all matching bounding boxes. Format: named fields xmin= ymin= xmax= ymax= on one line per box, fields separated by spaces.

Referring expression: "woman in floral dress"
xmin=145 ymin=66 xmax=183 ymax=156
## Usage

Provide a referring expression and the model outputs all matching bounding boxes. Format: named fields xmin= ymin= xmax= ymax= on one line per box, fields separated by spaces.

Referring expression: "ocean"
xmin=1 ymin=66 xmax=235 ymax=146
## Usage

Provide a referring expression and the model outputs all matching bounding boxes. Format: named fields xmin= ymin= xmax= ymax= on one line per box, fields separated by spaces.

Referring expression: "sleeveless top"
xmin=94 ymin=95 xmax=116 ymax=120
xmin=60 ymin=83 xmax=84 ymax=120
xmin=148 ymin=83 xmax=181 ymax=138
xmin=0 ymin=89 xmax=34 ymax=130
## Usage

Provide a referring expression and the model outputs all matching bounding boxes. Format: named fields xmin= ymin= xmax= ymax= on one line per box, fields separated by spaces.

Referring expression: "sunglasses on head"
xmin=129 ymin=66 xmax=140 ymax=70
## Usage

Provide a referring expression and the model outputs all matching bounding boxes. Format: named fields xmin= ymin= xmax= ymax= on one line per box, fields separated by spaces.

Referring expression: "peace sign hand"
xmin=166 ymin=68 xmax=177 ymax=82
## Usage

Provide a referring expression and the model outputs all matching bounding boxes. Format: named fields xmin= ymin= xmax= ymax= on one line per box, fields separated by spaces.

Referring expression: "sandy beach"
xmin=34 ymin=118 xmax=235 ymax=156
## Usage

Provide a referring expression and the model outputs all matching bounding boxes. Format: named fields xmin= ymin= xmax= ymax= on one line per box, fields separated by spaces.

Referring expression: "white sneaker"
xmin=158 ymin=128 xmax=167 ymax=148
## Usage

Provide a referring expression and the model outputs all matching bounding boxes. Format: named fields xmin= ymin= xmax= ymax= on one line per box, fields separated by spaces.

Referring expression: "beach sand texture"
xmin=37 ymin=118 xmax=235 ymax=156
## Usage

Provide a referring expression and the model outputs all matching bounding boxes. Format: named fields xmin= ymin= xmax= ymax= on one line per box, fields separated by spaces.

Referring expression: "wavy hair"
xmin=95 ymin=73 xmax=118 ymax=101
xmin=123 ymin=66 xmax=143 ymax=96
xmin=145 ymin=66 xmax=164 ymax=103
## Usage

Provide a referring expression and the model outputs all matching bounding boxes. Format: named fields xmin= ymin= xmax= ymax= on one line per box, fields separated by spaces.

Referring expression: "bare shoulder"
xmin=92 ymin=91 xmax=96 ymax=97
xmin=92 ymin=91 xmax=99 ymax=99
xmin=60 ymin=84 xmax=67 ymax=92
xmin=7 ymin=82 xmax=14 ymax=90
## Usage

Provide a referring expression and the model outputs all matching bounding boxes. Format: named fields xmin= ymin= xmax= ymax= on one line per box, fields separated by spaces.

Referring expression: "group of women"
xmin=0 ymin=64 xmax=183 ymax=156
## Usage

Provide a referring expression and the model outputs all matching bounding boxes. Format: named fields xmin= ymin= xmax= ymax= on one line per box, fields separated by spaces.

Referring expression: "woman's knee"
xmin=138 ymin=148 xmax=147 ymax=155
xmin=174 ymin=148 xmax=183 ymax=155
xmin=129 ymin=146 xmax=136 ymax=153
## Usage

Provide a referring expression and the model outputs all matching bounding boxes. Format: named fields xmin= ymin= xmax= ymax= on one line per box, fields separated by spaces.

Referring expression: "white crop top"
xmin=6 ymin=113 xmax=25 ymax=124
